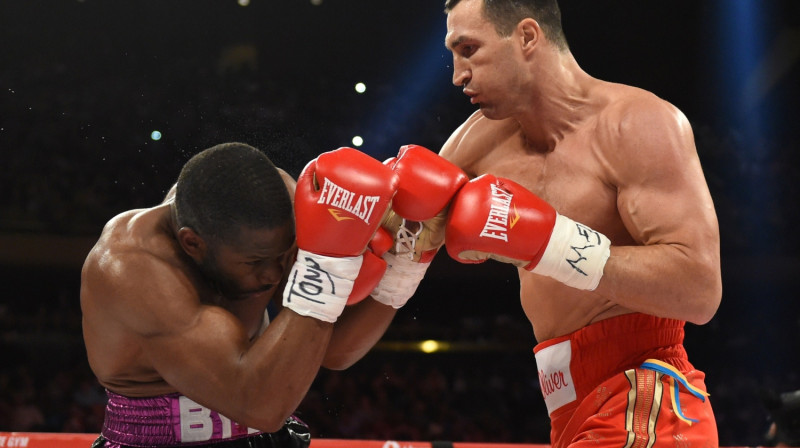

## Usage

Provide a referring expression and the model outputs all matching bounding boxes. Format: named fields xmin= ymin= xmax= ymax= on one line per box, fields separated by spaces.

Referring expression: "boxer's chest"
xmin=471 ymin=134 xmax=619 ymax=235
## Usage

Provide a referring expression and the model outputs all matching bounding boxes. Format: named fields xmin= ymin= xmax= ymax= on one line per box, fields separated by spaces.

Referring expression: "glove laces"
xmin=394 ymin=218 xmax=422 ymax=260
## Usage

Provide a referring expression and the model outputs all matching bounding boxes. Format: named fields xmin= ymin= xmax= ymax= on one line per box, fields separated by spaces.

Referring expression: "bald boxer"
xmin=440 ymin=0 xmax=722 ymax=446
xmin=80 ymin=143 xmax=403 ymax=448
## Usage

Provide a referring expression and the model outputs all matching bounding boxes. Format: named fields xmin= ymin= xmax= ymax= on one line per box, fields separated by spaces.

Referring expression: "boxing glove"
xmin=386 ymin=144 xmax=470 ymax=223
xmin=283 ymin=148 xmax=399 ymax=322
xmin=445 ymin=174 xmax=610 ymax=291
xmin=347 ymin=227 xmax=393 ymax=306
xmin=370 ymin=145 xmax=469 ymax=308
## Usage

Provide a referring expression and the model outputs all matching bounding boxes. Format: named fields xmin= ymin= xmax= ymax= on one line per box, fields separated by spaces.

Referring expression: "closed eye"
xmin=244 ymin=245 xmax=294 ymax=267
xmin=461 ymin=45 xmax=477 ymax=58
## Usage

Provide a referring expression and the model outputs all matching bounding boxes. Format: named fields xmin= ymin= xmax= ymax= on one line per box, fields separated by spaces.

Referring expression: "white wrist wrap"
xmin=532 ymin=214 xmax=611 ymax=291
xmin=283 ymin=249 xmax=363 ymax=322
xmin=371 ymin=252 xmax=430 ymax=309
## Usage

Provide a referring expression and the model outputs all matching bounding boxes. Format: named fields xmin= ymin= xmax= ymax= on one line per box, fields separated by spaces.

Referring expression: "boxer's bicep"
xmin=595 ymin=99 xmax=721 ymax=323
xmin=143 ymin=304 xmax=253 ymax=410
xmin=614 ymin=100 xmax=717 ymax=253
xmin=111 ymin=254 xmax=252 ymax=396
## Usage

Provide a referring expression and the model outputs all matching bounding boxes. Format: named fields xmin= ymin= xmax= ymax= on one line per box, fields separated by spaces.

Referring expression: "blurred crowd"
xmin=2 ymin=52 xmax=798 ymax=255
xmin=2 ymin=33 xmax=799 ymax=447
xmin=0 ymin=41 xmax=462 ymax=237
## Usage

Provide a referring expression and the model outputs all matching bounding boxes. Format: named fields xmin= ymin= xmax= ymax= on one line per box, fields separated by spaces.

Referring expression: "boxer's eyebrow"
xmin=245 ymin=243 xmax=293 ymax=260
xmin=446 ymin=35 xmax=465 ymax=51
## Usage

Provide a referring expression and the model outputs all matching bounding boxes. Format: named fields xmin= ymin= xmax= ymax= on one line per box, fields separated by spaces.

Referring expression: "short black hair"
xmin=175 ymin=142 xmax=293 ymax=244
xmin=444 ymin=0 xmax=568 ymax=51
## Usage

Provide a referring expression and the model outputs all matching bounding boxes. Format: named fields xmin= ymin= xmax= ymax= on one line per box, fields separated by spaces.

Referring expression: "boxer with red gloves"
xmin=369 ymin=144 xmax=469 ymax=308
xmin=81 ymin=142 xmax=404 ymax=447
xmin=445 ymin=174 xmax=610 ymax=291
xmin=283 ymin=147 xmax=399 ymax=322
xmin=441 ymin=1 xmax=721 ymax=444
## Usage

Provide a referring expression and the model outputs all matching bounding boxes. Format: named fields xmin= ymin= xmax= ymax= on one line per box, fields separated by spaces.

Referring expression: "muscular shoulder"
xmin=82 ymin=208 xmax=196 ymax=335
xmin=90 ymin=207 xmax=172 ymax=266
xmin=440 ymin=110 xmax=518 ymax=176
xmin=598 ymin=86 xmax=691 ymax=149
xmin=594 ymin=85 xmax=695 ymax=184
xmin=84 ymin=209 xmax=145 ymax=275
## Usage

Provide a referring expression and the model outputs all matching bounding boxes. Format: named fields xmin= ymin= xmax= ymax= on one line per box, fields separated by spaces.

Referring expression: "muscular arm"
xmin=86 ymin=249 xmax=331 ymax=433
xmin=593 ymin=98 xmax=722 ymax=324
xmin=440 ymin=101 xmax=721 ymax=326
xmin=323 ymin=298 xmax=397 ymax=370
xmin=270 ymin=166 xmax=396 ymax=370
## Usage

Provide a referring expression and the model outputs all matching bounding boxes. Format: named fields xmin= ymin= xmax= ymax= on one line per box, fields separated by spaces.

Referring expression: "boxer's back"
xmin=81 ymin=204 xmax=189 ymax=397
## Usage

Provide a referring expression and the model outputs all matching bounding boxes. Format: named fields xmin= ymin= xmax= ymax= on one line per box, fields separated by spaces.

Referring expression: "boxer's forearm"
xmin=593 ymin=244 xmax=721 ymax=325
xmin=322 ymin=298 xmax=397 ymax=370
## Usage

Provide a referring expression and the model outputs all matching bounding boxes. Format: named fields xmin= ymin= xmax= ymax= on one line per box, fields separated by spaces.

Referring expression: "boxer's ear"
xmin=518 ymin=18 xmax=541 ymax=55
xmin=177 ymin=227 xmax=207 ymax=261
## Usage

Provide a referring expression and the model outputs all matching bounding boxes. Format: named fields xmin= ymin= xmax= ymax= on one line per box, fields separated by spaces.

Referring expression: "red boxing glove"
xmin=445 ymin=174 xmax=610 ymax=291
xmin=348 ymin=227 xmax=393 ymax=305
xmin=295 ymin=147 xmax=398 ymax=256
xmin=382 ymin=144 xmax=469 ymax=262
xmin=283 ymin=148 xmax=399 ymax=321
xmin=387 ymin=144 xmax=470 ymax=222
xmin=371 ymin=145 xmax=469 ymax=308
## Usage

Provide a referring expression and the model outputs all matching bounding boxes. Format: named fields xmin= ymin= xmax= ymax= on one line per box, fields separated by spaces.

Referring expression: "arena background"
xmin=1 ymin=0 xmax=799 ymax=445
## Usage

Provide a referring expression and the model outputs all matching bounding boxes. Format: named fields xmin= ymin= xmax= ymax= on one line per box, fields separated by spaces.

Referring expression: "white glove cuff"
xmin=532 ymin=214 xmax=611 ymax=291
xmin=283 ymin=249 xmax=363 ymax=322
xmin=371 ymin=252 xmax=430 ymax=309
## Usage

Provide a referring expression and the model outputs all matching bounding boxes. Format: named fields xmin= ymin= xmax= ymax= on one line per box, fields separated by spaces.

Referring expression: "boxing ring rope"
xmin=0 ymin=433 xmax=546 ymax=448
xmin=0 ymin=433 xmax=771 ymax=448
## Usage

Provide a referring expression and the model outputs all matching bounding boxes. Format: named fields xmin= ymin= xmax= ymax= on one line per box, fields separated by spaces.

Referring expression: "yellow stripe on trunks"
xmin=640 ymin=359 xmax=709 ymax=425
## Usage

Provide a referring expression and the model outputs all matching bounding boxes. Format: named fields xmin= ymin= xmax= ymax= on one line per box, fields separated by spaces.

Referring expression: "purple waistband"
xmin=101 ymin=390 xmax=261 ymax=447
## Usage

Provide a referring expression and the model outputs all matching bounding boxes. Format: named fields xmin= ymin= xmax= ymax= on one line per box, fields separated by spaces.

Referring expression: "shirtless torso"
xmin=441 ymin=1 xmax=721 ymax=443
xmin=80 ymin=147 xmax=401 ymax=437
xmin=81 ymin=202 xmax=285 ymax=398
xmin=441 ymin=81 xmax=720 ymax=342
